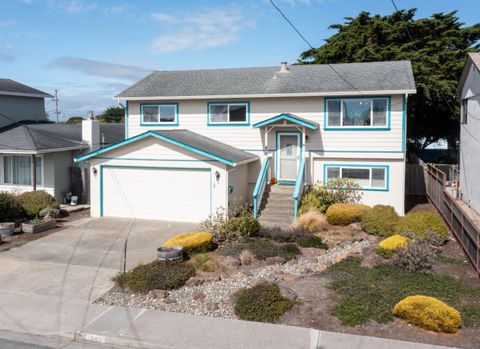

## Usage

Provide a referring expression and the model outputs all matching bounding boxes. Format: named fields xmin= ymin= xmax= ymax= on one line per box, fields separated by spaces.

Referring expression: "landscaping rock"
xmin=185 ymin=277 xmax=204 ymax=287
xmin=301 ymin=248 xmax=325 ymax=258
xmin=266 ymin=256 xmax=286 ymax=265
xmin=148 ymin=290 xmax=169 ymax=299
xmin=282 ymin=273 xmax=300 ymax=282
xmin=164 ymin=297 xmax=177 ymax=304
xmin=360 ymin=253 xmax=383 ymax=269
xmin=206 ymin=302 xmax=219 ymax=312
xmin=192 ymin=291 xmax=206 ymax=301
xmin=348 ymin=222 xmax=363 ymax=231
xmin=204 ymin=272 xmax=222 ymax=282
xmin=279 ymin=286 xmax=298 ymax=301
xmin=250 ymin=278 xmax=269 ymax=287
xmin=223 ymin=256 xmax=241 ymax=267
xmin=299 ymin=267 xmax=312 ymax=274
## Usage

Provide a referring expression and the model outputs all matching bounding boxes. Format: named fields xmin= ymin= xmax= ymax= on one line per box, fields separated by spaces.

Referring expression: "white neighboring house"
xmin=76 ymin=61 xmax=416 ymax=223
xmin=457 ymin=52 xmax=480 ymax=215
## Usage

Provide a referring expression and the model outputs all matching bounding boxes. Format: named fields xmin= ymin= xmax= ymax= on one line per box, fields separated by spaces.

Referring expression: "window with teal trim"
xmin=141 ymin=104 xmax=177 ymax=125
xmin=208 ymin=102 xmax=248 ymax=125
xmin=326 ymin=165 xmax=387 ymax=190
xmin=326 ymin=98 xmax=388 ymax=128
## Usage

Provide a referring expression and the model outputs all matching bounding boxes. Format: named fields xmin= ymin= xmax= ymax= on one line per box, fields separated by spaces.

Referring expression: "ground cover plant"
xmin=296 ymin=235 xmax=328 ymax=249
xmin=323 ymin=257 xmax=480 ymax=327
xmin=114 ymin=261 xmax=195 ymax=292
xmin=396 ymin=211 xmax=448 ymax=243
xmin=220 ymin=239 xmax=300 ymax=261
xmin=234 ymin=284 xmax=294 ymax=322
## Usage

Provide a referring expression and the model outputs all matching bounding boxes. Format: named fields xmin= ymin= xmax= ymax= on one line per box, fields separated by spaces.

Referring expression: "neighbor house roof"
xmin=116 ymin=61 xmax=416 ymax=100
xmin=0 ymin=79 xmax=52 ymax=98
xmin=75 ymin=130 xmax=258 ymax=166
xmin=0 ymin=123 xmax=125 ymax=153
xmin=253 ymin=113 xmax=319 ymax=129
xmin=456 ymin=52 xmax=480 ymax=98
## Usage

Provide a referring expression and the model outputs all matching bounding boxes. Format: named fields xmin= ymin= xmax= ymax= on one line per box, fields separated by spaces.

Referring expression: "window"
xmin=325 ymin=165 xmax=387 ymax=190
xmin=141 ymin=104 xmax=178 ymax=125
xmin=461 ymin=98 xmax=468 ymax=124
xmin=208 ymin=102 xmax=249 ymax=125
xmin=3 ymin=156 xmax=42 ymax=186
xmin=326 ymin=98 xmax=389 ymax=129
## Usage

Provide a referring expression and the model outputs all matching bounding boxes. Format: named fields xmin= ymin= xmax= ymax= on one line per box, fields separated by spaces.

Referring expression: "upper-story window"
xmin=141 ymin=104 xmax=178 ymax=126
xmin=325 ymin=97 xmax=389 ymax=129
xmin=208 ymin=102 xmax=250 ymax=126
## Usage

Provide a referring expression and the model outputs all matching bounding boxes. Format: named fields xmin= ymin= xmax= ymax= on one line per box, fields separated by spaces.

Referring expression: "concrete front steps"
xmin=258 ymin=184 xmax=295 ymax=226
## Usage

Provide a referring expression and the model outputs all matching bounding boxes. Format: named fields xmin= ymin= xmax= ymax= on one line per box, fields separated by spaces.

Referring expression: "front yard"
xmin=95 ymin=187 xmax=480 ymax=348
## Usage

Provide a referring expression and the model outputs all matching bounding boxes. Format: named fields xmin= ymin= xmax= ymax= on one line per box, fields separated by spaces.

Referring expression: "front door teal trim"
xmin=275 ymin=131 xmax=302 ymax=182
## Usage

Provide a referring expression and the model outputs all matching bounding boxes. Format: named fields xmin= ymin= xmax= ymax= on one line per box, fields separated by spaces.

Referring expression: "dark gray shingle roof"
xmin=0 ymin=123 xmax=125 ymax=152
xmin=152 ymin=130 xmax=257 ymax=165
xmin=0 ymin=79 xmax=52 ymax=98
xmin=116 ymin=61 xmax=416 ymax=98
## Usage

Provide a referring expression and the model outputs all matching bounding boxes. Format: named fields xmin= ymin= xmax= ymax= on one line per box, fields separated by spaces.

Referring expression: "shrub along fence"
xmin=426 ymin=164 xmax=480 ymax=278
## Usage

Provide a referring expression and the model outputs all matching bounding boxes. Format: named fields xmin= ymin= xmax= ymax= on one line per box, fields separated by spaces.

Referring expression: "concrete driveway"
xmin=0 ymin=217 xmax=196 ymax=338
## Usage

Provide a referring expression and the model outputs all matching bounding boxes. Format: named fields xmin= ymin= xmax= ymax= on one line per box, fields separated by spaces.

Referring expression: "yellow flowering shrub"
xmin=392 ymin=295 xmax=462 ymax=333
xmin=379 ymin=234 xmax=409 ymax=251
xmin=163 ymin=231 xmax=213 ymax=254
xmin=326 ymin=203 xmax=371 ymax=225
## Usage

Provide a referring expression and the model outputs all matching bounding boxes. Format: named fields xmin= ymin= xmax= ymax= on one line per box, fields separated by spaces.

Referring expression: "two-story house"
xmin=0 ymin=78 xmax=124 ymax=203
xmin=76 ymin=61 xmax=416 ymax=223
xmin=457 ymin=52 xmax=480 ymax=215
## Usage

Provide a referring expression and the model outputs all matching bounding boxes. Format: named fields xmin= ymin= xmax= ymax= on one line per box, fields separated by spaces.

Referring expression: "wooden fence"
xmin=406 ymin=164 xmax=426 ymax=196
xmin=426 ymin=164 xmax=480 ymax=277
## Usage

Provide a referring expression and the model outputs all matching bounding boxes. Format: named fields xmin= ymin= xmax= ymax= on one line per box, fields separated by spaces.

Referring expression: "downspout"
xmin=31 ymin=154 xmax=36 ymax=191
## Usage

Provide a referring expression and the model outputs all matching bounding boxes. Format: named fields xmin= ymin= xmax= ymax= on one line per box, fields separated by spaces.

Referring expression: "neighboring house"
xmin=76 ymin=61 xmax=416 ymax=223
xmin=456 ymin=52 xmax=480 ymax=215
xmin=0 ymin=78 xmax=124 ymax=202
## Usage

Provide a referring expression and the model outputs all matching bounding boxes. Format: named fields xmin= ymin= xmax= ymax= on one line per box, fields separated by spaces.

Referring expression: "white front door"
xmin=277 ymin=133 xmax=300 ymax=181
xmin=101 ymin=166 xmax=211 ymax=222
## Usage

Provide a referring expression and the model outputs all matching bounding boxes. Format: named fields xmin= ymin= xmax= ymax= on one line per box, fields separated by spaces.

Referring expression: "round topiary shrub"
xmin=392 ymin=295 xmax=462 ymax=333
xmin=0 ymin=192 xmax=20 ymax=222
xmin=376 ymin=234 xmax=409 ymax=258
xmin=395 ymin=211 xmax=448 ymax=243
xmin=361 ymin=205 xmax=399 ymax=237
xmin=17 ymin=190 xmax=59 ymax=218
xmin=326 ymin=203 xmax=371 ymax=226
xmin=113 ymin=260 xmax=195 ymax=292
xmin=234 ymin=284 xmax=294 ymax=322
xmin=162 ymin=231 xmax=213 ymax=254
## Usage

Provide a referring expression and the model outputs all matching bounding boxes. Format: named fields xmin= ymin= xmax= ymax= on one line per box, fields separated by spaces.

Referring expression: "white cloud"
xmin=19 ymin=0 xmax=96 ymax=13
xmin=0 ymin=44 xmax=18 ymax=62
xmin=150 ymin=7 xmax=249 ymax=53
xmin=48 ymin=57 xmax=151 ymax=81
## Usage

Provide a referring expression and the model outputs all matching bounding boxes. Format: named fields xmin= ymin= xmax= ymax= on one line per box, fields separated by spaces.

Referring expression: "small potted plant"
xmin=21 ymin=207 xmax=59 ymax=234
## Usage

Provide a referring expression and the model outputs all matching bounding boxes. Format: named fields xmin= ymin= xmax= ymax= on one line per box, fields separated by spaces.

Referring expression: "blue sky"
xmin=0 ymin=0 xmax=477 ymax=120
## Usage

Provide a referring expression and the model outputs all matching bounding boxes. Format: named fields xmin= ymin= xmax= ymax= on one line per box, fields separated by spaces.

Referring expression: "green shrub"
xmin=296 ymin=235 xmax=328 ymax=249
xmin=0 ymin=192 xmax=20 ymax=221
xmin=326 ymin=203 xmax=371 ymax=225
xmin=395 ymin=211 xmax=448 ymax=243
xmin=17 ymin=191 xmax=59 ymax=218
xmin=113 ymin=260 xmax=195 ymax=293
xmin=39 ymin=207 xmax=60 ymax=219
xmin=222 ymin=214 xmax=261 ymax=240
xmin=298 ymin=178 xmax=362 ymax=215
xmin=234 ymin=284 xmax=294 ymax=322
xmin=361 ymin=205 xmax=399 ymax=237
xmin=219 ymin=241 xmax=248 ymax=257
xmin=391 ymin=237 xmax=436 ymax=273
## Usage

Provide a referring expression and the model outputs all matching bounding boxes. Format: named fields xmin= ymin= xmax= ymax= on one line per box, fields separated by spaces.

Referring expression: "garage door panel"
xmin=102 ymin=167 xmax=210 ymax=222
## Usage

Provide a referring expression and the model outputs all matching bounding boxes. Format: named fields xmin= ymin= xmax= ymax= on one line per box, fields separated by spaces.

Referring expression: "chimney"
xmin=280 ymin=61 xmax=289 ymax=73
xmin=82 ymin=111 xmax=100 ymax=151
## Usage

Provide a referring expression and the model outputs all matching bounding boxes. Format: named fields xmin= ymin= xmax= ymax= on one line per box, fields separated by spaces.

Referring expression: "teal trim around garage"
xmin=75 ymin=131 xmax=236 ymax=166
xmin=94 ymin=157 xmax=219 ymax=162
xmin=322 ymin=163 xmax=390 ymax=192
xmin=207 ymin=101 xmax=250 ymax=126
xmin=253 ymin=114 xmax=318 ymax=129
xmin=324 ymin=96 xmax=391 ymax=131
xmin=99 ymin=165 xmax=212 ymax=217
xmin=140 ymin=102 xmax=179 ymax=127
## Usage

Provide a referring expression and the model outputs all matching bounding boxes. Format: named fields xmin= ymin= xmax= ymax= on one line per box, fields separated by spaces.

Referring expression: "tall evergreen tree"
xmin=300 ymin=9 xmax=480 ymax=152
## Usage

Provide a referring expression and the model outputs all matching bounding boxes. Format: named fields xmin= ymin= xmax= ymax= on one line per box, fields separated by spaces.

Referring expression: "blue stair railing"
xmin=253 ymin=158 xmax=270 ymax=218
xmin=293 ymin=157 xmax=306 ymax=217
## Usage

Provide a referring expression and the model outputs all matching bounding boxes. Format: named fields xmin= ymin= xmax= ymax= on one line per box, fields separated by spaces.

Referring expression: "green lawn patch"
xmin=324 ymin=257 xmax=480 ymax=327
xmin=0 ymin=240 xmax=27 ymax=252
xmin=436 ymin=255 xmax=469 ymax=266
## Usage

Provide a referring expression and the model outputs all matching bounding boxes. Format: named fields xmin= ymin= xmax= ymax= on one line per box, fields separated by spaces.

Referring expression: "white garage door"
xmin=101 ymin=166 xmax=211 ymax=222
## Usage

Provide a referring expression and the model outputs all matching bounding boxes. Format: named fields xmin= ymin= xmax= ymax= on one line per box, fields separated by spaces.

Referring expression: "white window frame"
xmin=140 ymin=103 xmax=178 ymax=126
xmin=208 ymin=102 xmax=250 ymax=125
xmin=325 ymin=97 xmax=389 ymax=129
xmin=325 ymin=164 xmax=388 ymax=191
xmin=1 ymin=155 xmax=44 ymax=187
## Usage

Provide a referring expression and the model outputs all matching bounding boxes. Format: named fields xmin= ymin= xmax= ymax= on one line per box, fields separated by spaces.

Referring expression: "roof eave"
xmin=253 ymin=114 xmax=318 ymax=130
xmin=0 ymin=91 xmax=53 ymax=98
xmin=0 ymin=144 xmax=87 ymax=154
xmin=114 ymin=89 xmax=417 ymax=101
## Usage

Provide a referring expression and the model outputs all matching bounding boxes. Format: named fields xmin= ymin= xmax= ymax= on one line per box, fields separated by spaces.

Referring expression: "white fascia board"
xmin=114 ymin=89 xmax=417 ymax=101
xmin=231 ymin=156 xmax=259 ymax=168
